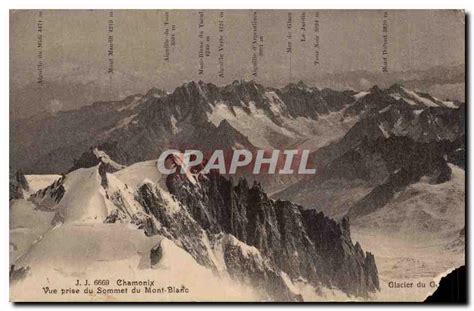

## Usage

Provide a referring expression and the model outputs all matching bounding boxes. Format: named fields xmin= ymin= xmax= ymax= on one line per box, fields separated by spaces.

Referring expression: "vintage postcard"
xmin=9 ymin=10 xmax=465 ymax=302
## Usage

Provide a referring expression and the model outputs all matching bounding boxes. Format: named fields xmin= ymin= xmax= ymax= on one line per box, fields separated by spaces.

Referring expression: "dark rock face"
xmin=275 ymin=89 xmax=465 ymax=220
xmin=150 ymin=242 xmax=163 ymax=267
xmin=135 ymin=181 xmax=303 ymax=301
xmin=69 ymin=143 xmax=126 ymax=173
xmin=301 ymin=210 xmax=380 ymax=295
xmin=9 ymin=169 xmax=29 ymax=200
xmin=340 ymin=99 xmax=464 ymax=218
xmin=164 ymin=170 xmax=380 ymax=297
xmin=29 ymin=175 xmax=66 ymax=207
xmin=11 ymin=95 xmax=139 ymax=174
xmin=136 ymin=182 xmax=214 ymax=267
xmin=313 ymin=92 xmax=465 ymax=170
xmin=277 ymin=82 xmax=356 ymax=119
xmin=173 ymin=119 xmax=257 ymax=155
xmin=345 ymin=136 xmax=454 ymax=218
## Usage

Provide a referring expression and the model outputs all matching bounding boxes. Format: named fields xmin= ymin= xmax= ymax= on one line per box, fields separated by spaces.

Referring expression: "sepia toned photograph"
xmin=9 ymin=9 xmax=465 ymax=302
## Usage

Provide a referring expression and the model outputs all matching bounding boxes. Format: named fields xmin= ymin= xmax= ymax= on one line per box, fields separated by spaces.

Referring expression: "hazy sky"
xmin=10 ymin=10 xmax=465 ymax=92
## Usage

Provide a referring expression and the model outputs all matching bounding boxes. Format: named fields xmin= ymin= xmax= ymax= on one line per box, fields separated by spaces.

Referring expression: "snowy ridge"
xmin=388 ymin=85 xmax=460 ymax=109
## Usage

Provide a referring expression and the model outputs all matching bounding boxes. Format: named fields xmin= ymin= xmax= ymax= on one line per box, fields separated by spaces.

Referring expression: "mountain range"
xmin=10 ymin=79 xmax=465 ymax=301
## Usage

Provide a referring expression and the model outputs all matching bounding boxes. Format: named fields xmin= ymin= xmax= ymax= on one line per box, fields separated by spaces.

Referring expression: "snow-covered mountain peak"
xmin=385 ymin=83 xmax=459 ymax=109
